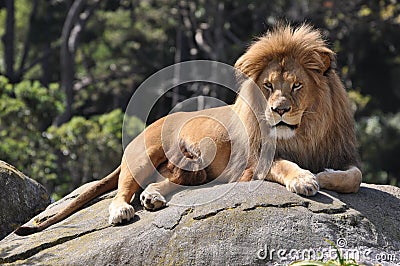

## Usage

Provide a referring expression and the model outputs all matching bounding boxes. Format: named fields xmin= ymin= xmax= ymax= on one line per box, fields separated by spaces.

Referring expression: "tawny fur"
xmin=15 ymin=24 xmax=362 ymax=236
xmin=235 ymin=24 xmax=359 ymax=172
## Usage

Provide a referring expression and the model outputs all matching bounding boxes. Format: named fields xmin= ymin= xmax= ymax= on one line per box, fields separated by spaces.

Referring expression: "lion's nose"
xmin=271 ymin=106 xmax=291 ymax=116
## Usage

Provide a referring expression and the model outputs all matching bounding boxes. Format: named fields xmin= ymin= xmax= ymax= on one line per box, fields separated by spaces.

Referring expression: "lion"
xmin=15 ymin=24 xmax=362 ymax=236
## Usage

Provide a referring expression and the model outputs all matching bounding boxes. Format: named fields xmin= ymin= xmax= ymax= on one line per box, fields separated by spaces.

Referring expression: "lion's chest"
xmin=275 ymin=139 xmax=326 ymax=173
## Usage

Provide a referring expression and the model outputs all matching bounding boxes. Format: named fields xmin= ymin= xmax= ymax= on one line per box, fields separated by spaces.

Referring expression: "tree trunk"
xmin=56 ymin=0 xmax=100 ymax=125
xmin=56 ymin=0 xmax=86 ymax=126
xmin=16 ymin=0 xmax=39 ymax=82
xmin=2 ymin=0 xmax=15 ymax=82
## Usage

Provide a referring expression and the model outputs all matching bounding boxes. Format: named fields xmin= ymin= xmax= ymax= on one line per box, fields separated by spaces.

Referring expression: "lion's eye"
xmin=292 ymin=82 xmax=303 ymax=91
xmin=263 ymin=82 xmax=273 ymax=91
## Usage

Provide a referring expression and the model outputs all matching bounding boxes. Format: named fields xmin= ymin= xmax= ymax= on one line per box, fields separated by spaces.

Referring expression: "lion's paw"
xmin=286 ymin=171 xmax=319 ymax=196
xmin=140 ymin=190 xmax=166 ymax=211
xmin=108 ymin=201 xmax=135 ymax=225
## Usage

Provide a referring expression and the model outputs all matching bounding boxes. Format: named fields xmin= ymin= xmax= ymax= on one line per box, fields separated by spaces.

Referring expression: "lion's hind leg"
xmin=316 ymin=166 xmax=362 ymax=193
xmin=140 ymin=152 xmax=209 ymax=210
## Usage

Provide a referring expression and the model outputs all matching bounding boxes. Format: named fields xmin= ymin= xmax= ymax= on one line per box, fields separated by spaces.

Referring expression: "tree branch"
xmin=56 ymin=0 xmax=100 ymax=126
xmin=16 ymin=0 xmax=39 ymax=81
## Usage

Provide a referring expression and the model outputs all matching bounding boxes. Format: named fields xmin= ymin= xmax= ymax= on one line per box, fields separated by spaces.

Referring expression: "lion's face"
xmin=257 ymin=58 xmax=314 ymax=140
xmin=234 ymin=24 xmax=335 ymax=141
xmin=233 ymin=24 xmax=359 ymax=173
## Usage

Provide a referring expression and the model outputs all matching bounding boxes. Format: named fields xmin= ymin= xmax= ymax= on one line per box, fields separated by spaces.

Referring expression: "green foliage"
xmin=357 ymin=112 xmax=400 ymax=186
xmin=0 ymin=76 xmax=63 ymax=191
xmin=0 ymin=76 xmax=144 ymax=199
xmin=290 ymin=261 xmax=358 ymax=266
xmin=0 ymin=1 xmax=399 ymax=197
xmin=73 ymin=1 xmax=177 ymax=116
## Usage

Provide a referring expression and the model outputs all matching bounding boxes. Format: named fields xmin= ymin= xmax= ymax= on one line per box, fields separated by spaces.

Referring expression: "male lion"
xmin=15 ymin=24 xmax=362 ymax=236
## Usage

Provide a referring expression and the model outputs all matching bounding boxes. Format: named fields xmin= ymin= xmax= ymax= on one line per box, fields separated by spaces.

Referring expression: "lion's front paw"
xmin=108 ymin=201 xmax=135 ymax=225
xmin=140 ymin=190 xmax=166 ymax=211
xmin=286 ymin=170 xmax=319 ymax=196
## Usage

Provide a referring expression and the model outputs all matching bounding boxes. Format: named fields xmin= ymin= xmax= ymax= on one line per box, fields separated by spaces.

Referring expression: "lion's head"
xmin=234 ymin=24 xmax=359 ymax=172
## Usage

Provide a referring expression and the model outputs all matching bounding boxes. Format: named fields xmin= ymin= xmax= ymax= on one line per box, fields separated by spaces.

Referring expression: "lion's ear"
xmin=320 ymin=52 xmax=332 ymax=74
xmin=234 ymin=54 xmax=250 ymax=77
xmin=234 ymin=53 xmax=261 ymax=80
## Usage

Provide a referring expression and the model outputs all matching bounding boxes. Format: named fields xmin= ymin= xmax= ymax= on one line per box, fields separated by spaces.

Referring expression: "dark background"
xmin=0 ymin=0 xmax=399 ymax=199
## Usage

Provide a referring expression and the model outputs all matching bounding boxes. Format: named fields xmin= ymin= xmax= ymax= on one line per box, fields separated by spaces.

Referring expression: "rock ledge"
xmin=0 ymin=180 xmax=399 ymax=265
xmin=0 ymin=161 xmax=50 ymax=240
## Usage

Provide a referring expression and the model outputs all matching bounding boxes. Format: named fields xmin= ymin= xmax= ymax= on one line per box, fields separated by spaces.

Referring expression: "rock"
xmin=0 ymin=161 xmax=50 ymax=240
xmin=0 ymin=180 xmax=399 ymax=265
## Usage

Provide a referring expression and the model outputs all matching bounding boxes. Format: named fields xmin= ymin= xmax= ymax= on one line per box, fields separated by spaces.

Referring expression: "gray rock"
xmin=0 ymin=180 xmax=399 ymax=265
xmin=0 ymin=161 xmax=50 ymax=240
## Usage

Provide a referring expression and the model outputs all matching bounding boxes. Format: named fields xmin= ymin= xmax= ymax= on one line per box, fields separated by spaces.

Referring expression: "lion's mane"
xmin=233 ymin=24 xmax=359 ymax=174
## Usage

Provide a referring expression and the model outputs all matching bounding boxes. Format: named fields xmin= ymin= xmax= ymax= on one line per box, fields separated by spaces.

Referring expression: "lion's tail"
xmin=14 ymin=166 xmax=121 ymax=236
